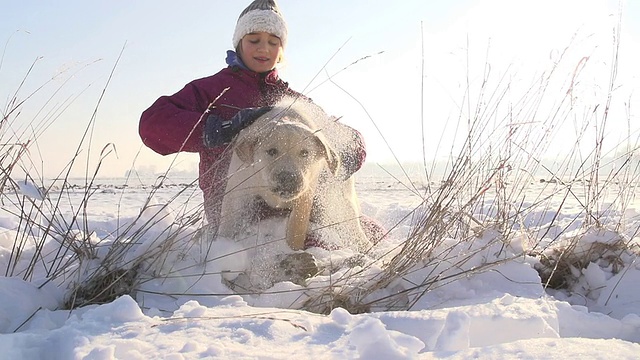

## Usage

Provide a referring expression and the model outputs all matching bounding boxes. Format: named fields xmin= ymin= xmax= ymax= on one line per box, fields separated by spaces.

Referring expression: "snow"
xmin=1 ymin=171 xmax=640 ymax=359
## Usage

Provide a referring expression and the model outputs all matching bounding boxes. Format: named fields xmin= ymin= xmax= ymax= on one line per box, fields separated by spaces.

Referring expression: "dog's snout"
xmin=275 ymin=171 xmax=302 ymax=194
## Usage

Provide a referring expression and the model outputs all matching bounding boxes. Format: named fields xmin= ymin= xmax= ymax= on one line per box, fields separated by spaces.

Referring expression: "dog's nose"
xmin=275 ymin=171 xmax=302 ymax=194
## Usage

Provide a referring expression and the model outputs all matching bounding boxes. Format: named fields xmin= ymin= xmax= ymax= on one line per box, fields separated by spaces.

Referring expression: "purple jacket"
xmin=139 ymin=64 xmax=365 ymax=221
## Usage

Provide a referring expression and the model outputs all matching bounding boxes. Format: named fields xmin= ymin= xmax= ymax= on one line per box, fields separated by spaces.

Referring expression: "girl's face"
xmin=238 ymin=32 xmax=283 ymax=73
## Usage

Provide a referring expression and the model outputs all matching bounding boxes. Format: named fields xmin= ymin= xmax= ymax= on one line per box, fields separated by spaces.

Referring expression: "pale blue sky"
xmin=1 ymin=0 xmax=638 ymax=178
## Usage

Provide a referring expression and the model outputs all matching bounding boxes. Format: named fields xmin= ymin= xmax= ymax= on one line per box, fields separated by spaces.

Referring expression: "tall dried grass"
xmin=1 ymin=16 xmax=639 ymax=321
xmin=296 ymin=17 xmax=640 ymax=313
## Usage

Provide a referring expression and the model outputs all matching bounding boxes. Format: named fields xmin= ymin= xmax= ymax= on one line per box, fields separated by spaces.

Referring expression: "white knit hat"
xmin=233 ymin=0 xmax=288 ymax=49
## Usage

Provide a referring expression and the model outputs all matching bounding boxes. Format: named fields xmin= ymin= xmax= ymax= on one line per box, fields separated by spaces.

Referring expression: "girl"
xmin=139 ymin=0 xmax=381 ymax=246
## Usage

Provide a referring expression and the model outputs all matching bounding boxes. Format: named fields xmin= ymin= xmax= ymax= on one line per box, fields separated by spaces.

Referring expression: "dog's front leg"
xmin=286 ymin=189 xmax=314 ymax=250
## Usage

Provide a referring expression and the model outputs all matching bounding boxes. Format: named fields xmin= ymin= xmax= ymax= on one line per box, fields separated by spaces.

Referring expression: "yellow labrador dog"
xmin=218 ymin=97 xmax=371 ymax=252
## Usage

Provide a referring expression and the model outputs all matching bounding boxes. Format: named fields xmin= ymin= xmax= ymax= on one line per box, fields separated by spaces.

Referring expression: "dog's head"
xmin=233 ymin=108 xmax=339 ymax=205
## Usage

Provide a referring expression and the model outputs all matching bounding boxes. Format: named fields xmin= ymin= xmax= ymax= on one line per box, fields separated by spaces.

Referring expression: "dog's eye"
xmin=266 ymin=148 xmax=278 ymax=157
xmin=300 ymin=149 xmax=310 ymax=158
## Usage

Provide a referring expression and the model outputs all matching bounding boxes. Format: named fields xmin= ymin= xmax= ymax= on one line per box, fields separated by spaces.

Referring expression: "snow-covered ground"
xmin=1 ymin=167 xmax=640 ymax=359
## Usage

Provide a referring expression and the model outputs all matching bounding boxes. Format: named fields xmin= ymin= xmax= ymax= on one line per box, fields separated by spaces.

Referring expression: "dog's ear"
xmin=313 ymin=135 xmax=340 ymax=175
xmin=234 ymin=136 xmax=257 ymax=164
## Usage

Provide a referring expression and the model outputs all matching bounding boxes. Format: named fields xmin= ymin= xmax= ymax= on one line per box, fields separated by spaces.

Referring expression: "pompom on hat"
xmin=233 ymin=0 xmax=288 ymax=49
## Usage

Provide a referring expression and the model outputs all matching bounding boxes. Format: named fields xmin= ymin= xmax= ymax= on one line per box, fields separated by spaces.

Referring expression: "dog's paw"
xmin=274 ymin=252 xmax=319 ymax=286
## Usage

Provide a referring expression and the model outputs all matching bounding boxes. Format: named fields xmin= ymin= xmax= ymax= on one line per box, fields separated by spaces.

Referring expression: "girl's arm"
xmin=139 ymin=81 xmax=215 ymax=155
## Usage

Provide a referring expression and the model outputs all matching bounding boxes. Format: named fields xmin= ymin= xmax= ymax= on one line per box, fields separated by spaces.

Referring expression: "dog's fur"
xmin=218 ymin=97 xmax=371 ymax=252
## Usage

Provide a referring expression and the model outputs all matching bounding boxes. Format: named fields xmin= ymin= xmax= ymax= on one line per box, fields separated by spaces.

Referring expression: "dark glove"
xmin=203 ymin=106 xmax=273 ymax=147
xmin=337 ymin=129 xmax=366 ymax=180
xmin=339 ymin=149 xmax=362 ymax=180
